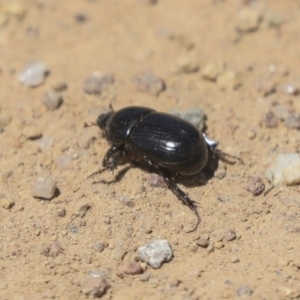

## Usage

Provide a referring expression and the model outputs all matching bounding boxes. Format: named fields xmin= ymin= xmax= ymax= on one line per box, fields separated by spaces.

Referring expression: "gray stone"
xmin=138 ymin=239 xmax=173 ymax=269
xmin=18 ymin=62 xmax=47 ymax=87
xmin=32 ymin=177 xmax=57 ymax=199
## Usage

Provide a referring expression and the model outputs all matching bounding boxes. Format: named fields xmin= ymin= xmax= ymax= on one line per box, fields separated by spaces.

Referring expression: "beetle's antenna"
xmin=214 ymin=149 xmax=244 ymax=164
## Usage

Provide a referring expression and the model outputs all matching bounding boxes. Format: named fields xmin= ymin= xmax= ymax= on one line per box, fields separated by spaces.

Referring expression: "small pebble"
xmin=18 ymin=62 xmax=48 ymax=87
xmin=175 ymin=34 xmax=195 ymax=50
xmin=272 ymin=105 xmax=290 ymax=120
xmin=139 ymin=272 xmax=151 ymax=282
xmin=172 ymin=55 xmax=199 ymax=74
xmin=0 ymin=114 xmax=12 ymax=127
xmin=50 ymin=81 xmax=68 ymax=92
xmin=41 ymin=242 xmax=64 ymax=257
xmin=116 ymin=261 xmax=144 ymax=278
xmin=285 ymin=113 xmax=300 ymax=129
xmin=37 ymin=136 xmax=54 ymax=152
xmin=2 ymin=3 xmax=26 ymax=19
xmin=113 ymin=246 xmax=127 ymax=261
xmin=201 ymin=61 xmax=225 ymax=81
xmin=93 ymin=243 xmax=106 ymax=253
xmin=170 ymin=107 xmax=206 ymax=131
xmin=236 ymin=8 xmax=261 ymax=32
xmin=70 ymin=224 xmax=78 ymax=234
xmin=224 ymin=230 xmax=236 ymax=242
xmin=80 ymin=275 xmax=110 ymax=298
xmin=132 ymin=72 xmax=165 ymax=96
xmin=65 ymin=146 xmax=80 ymax=160
xmin=246 ymin=176 xmax=265 ymax=196
xmin=56 ymin=154 xmax=72 ymax=168
xmin=1 ymin=199 xmax=15 ymax=209
xmin=75 ymin=13 xmax=87 ymax=23
xmin=118 ymin=195 xmax=134 ymax=207
xmin=214 ymin=242 xmax=224 ymax=249
xmin=32 ymin=177 xmax=57 ymax=199
xmin=82 ymin=72 xmax=114 ymax=95
xmin=265 ymin=153 xmax=300 ymax=186
xmin=42 ymin=90 xmax=63 ymax=111
xmin=265 ymin=12 xmax=283 ymax=28
xmin=148 ymin=173 xmax=167 ymax=188
xmin=217 ymin=70 xmax=241 ymax=91
xmin=138 ymin=239 xmax=173 ymax=269
xmin=264 ymin=111 xmax=279 ymax=128
xmin=2 ymin=170 xmax=13 ymax=180
xmin=207 ymin=242 xmax=214 ymax=253
xmin=57 ymin=208 xmax=66 ymax=217
xmin=280 ymin=83 xmax=299 ymax=96
xmin=88 ymin=270 xmax=105 ymax=278
xmin=247 ymin=130 xmax=256 ymax=140
xmin=236 ymin=285 xmax=253 ymax=297
xmin=78 ymin=204 xmax=91 ymax=218
xmin=196 ymin=237 xmax=209 ymax=248
xmin=256 ymin=80 xmax=276 ymax=97
xmin=23 ymin=127 xmax=42 ymax=140
xmin=231 ymin=257 xmax=240 ymax=263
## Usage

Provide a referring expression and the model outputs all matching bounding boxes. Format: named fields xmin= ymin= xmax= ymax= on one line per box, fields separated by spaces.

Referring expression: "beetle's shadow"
xmin=93 ymin=148 xmax=229 ymax=188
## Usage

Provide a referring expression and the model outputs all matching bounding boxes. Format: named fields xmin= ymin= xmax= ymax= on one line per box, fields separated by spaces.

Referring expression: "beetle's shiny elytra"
xmin=88 ymin=106 xmax=220 ymax=232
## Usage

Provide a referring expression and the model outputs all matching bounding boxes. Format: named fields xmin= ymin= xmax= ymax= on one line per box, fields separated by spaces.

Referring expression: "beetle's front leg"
xmin=159 ymin=168 xmax=200 ymax=232
xmin=87 ymin=145 xmax=125 ymax=179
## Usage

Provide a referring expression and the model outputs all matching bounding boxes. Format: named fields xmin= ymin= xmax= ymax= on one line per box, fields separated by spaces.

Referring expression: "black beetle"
xmin=85 ymin=106 xmax=233 ymax=232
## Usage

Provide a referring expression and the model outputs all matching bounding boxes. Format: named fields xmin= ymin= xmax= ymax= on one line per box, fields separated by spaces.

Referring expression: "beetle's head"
xmin=96 ymin=111 xmax=113 ymax=130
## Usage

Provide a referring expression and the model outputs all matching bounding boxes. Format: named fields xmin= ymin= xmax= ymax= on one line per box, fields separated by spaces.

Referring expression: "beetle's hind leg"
xmin=159 ymin=168 xmax=200 ymax=232
xmin=87 ymin=145 xmax=126 ymax=179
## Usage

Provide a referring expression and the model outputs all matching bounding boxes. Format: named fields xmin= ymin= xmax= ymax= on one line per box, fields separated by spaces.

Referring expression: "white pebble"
xmin=32 ymin=177 xmax=57 ymax=199
xmin=18 ymin=62 xmax=47 ymax=87
xmin=280 ymin=83 xmax=299 ymax=96
xmin=138 ymin=239 xmax=173 ymax=269
xmin=37 ymin=137 xmax=54 ymax=152
xmin=265 ymin=153 xmax=300 ymax=186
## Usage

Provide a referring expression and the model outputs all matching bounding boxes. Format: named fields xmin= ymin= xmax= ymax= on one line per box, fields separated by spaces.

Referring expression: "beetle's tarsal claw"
xmin=185 ymin=208 xmax=201 ymax=233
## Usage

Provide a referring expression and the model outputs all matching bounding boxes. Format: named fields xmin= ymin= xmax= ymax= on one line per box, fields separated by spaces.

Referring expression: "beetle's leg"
xmin=159 ymin=168 xmax=200 ymax=232
xmin=102 ymin=145 xmax=125 ymax=172
xmin=87 ymin=145 xmax=125 ymax=179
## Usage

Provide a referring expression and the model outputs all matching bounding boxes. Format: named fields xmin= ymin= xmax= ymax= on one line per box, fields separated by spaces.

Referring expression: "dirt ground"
xmin=1 ymin=0 xmax=300 ymax=299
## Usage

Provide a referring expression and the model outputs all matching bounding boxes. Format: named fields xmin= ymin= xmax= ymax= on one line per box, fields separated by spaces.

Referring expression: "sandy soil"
xmin=1 ymin=0 xmax=300 ymax=299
